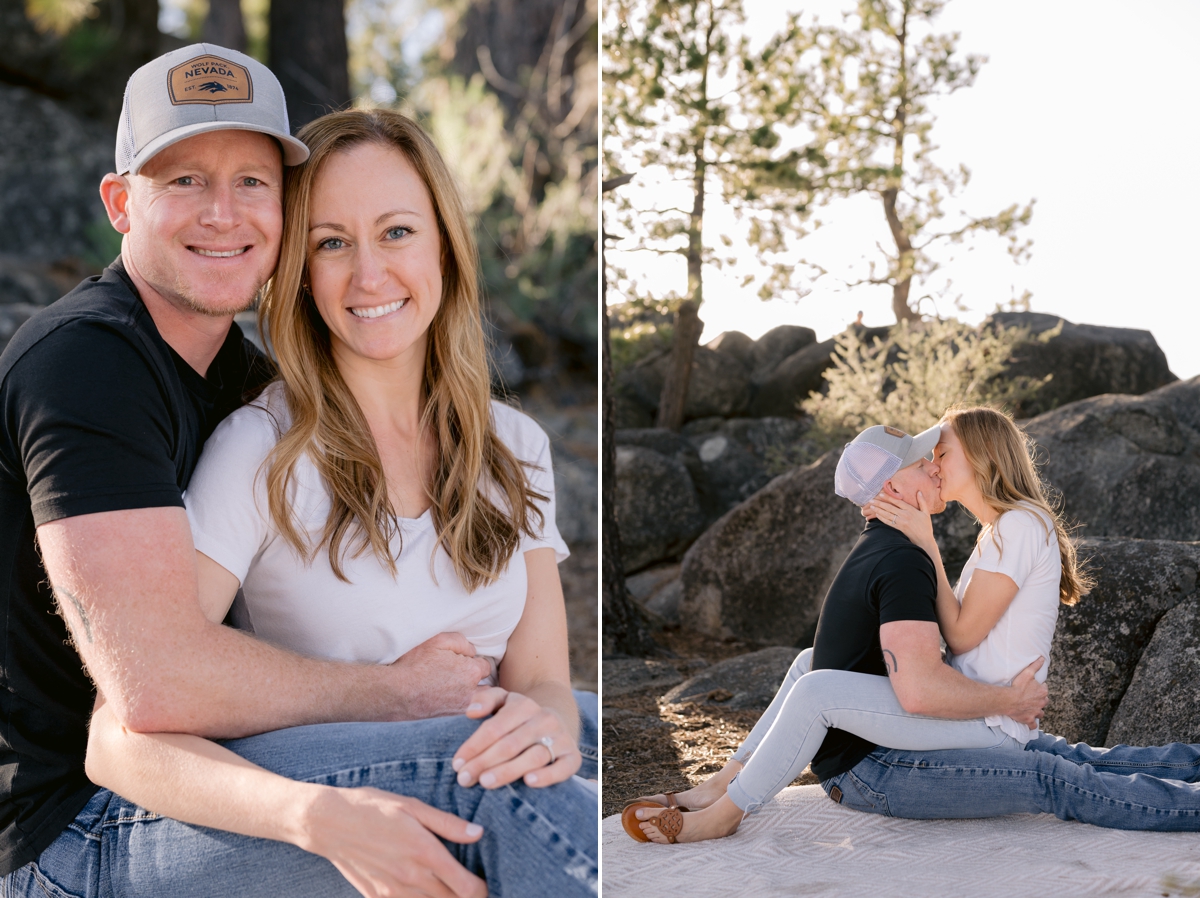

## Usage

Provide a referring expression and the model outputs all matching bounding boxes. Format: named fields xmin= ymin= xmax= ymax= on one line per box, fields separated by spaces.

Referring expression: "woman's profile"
xmin=85 ymin=108 xmax=597 ymax=897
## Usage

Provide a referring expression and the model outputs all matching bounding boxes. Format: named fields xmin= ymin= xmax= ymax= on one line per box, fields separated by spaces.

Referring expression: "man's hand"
xmin=388 ymin=633 xmax=492 ymax=721
xmin=298 ymin=786 xmax=486 ymax=898
xmin=1007 ymin=657 xmax=1048 ymax=728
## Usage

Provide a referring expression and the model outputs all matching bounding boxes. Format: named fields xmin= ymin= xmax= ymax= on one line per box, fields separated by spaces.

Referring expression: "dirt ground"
xmin=601 ymin=628 xmax=818 ymax=818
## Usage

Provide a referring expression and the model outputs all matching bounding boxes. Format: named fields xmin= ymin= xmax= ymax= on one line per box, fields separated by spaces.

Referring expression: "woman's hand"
xmin=865 ymin=490 xmax=937 ymax=553
xmin=299 ymin=786 xmax=486 ymax=898
xmin=452 ymin=687 xmax=582 ymax=789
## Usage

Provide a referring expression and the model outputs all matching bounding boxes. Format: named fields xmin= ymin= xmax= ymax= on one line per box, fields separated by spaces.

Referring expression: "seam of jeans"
xmin=100 ymin=813 xmax=161 ymax=828
xmin=31 ymin=866 xmax=84 ymax=898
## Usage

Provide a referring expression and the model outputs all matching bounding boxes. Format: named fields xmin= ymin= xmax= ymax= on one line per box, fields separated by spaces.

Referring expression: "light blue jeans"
xmin=4 ymin=693 xmax=598 ymax=897
xmin=726 ymin=648 xmax=1020 ymax=812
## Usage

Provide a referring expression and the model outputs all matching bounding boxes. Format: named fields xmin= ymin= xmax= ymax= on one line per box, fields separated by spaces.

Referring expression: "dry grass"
xmin=601 ymin=628 xmax=818 ymax=818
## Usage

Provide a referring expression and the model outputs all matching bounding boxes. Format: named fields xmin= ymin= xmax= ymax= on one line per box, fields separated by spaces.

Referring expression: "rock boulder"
xmin=991 ymin=312 xmax=1176 ymax=417
xmin=679 ymin=451 xmax=864 ymax=644
xmin=683 ymin=417 xmax=811 ymax=519
xmin=1041 ymin=538 xmax=1200 ymax=746
xmin=749 ymin=338 xmax=838 ymax=418
xmin=662 ymin=647 xmax=799 ymax=710
xmin=0 ymin=85 xmax=112 ymax=265
xmin=602 ymin=658 xmax=686 ymax=698
xmin=1025 ymin=377 xmax=1200 ymax=543
xmin=749 ymin=325 xmax=817 ymax=385
xmin=706 ymin=330 xmax=756 ymax=370
xmin=615 ymin=445 xmax=707 ymax=572
xmin=1107 ymin=594 xmax=1200 ymax=747
xmin=614 ymin=345 xmax=752 ymax=423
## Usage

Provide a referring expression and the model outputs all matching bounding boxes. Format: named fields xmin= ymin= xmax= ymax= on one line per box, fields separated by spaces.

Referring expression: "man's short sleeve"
xmin=2 ymin=321 xmax=183 ymax=525
xmin=873 ymin=545 xmax=939 ymax=625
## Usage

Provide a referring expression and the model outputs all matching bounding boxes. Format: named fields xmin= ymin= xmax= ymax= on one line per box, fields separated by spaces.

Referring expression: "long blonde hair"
xmin=943 ymin=406 xmax=1091 ymax=606
xmin=258 ymin=108 xmax=544 ymax=589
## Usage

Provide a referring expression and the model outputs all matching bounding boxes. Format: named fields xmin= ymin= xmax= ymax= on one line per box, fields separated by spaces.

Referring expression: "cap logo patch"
xmin=168 ymin=55 xmax=253 ymax=105
xmin=883 ymin=426 xmax=906 ymax=438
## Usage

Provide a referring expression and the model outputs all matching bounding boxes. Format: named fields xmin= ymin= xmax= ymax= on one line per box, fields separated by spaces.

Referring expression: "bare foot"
xmin=637 ymin=794 xmax=745 ymax=844
xmin=637 ymin=761 xmax=743 ymax=811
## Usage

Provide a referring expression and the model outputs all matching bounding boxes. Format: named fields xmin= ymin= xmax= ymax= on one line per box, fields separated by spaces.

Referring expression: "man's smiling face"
xmin=120 ymin=129 xmax=283 ymax=317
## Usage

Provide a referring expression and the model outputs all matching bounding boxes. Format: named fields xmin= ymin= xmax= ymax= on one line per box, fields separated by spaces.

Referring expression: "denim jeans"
xmin=823 ymin=732 xmax=1200 ymax=831
xmin=726 ymin=650 xmax=1018 ymax=813
xmin=4 ymin=693 xmax=599 ymax=897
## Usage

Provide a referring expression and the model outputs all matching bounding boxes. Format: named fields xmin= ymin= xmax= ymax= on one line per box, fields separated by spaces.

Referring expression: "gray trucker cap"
xmin=115 ymin=43 xmax=310 ymax=175
xmin=834 ymin=422 xmax=942 ymax=506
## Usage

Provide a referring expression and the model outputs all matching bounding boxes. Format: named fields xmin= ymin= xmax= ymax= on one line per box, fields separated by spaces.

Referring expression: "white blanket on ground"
xmin=602 ymin=785 xmax=1200 ymax=897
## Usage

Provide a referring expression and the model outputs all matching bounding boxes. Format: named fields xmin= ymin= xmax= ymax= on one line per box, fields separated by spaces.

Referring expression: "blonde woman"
xmin=628 ymin=406 xmax=1119 ymax=844
xmin=84 ymin=109 xmax=596 ymax=897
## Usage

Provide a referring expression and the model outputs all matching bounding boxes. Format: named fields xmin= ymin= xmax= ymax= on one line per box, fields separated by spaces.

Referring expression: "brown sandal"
xmin=622 ymin=802 xmax=685 ymax=843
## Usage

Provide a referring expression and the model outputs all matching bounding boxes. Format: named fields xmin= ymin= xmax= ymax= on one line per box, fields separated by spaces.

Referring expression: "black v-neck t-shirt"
xmin=0 ymin=260 xmax=273 ymax=874
xmin=809 ymin=520 xmax=939 ymax=782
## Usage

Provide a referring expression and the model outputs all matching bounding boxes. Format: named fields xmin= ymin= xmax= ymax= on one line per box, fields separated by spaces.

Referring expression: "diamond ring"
xmin=539 ymin=735 xmax=557 ymax=765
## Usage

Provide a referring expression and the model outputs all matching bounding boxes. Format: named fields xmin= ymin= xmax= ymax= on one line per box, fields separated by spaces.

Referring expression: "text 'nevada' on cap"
xmin=116 ymin=43 xmax=310 ymax=176
xmin=834 ymin=422 xmax=942 ymax=507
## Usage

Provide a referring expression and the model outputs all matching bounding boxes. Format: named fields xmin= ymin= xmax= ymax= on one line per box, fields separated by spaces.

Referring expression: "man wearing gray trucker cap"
xmin=0 ymin=44 xmax=592 ymax=898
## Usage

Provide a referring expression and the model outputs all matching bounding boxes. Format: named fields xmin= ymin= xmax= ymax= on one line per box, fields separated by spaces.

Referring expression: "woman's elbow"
xmin=945 ymin=632 xmax=983 ymax=656
xmin=84 ymin=722 xmax=122 ymax=788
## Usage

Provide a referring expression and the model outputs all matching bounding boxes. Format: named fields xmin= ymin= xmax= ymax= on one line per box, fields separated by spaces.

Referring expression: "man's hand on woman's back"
xmin=388 ymin=632 xmax=493 ymax=720
xmin=1008 ymin=657 xmax=1048 ymax=728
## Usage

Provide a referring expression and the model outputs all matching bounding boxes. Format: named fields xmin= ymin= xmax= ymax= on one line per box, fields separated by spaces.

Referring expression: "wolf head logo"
xmin=197 ymin=82 xmax=229 ymax=94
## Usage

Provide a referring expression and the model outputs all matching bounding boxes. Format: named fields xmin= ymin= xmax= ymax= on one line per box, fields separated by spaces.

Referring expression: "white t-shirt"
xmin=183 ymin=382 xmax=568 ymax=667
xmin=948 ymin=504 xmax=1061 ymax=743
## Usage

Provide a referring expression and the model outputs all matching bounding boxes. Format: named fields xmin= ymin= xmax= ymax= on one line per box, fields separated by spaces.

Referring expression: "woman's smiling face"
xmin=306 ymin=141 xmax=443 ymax=367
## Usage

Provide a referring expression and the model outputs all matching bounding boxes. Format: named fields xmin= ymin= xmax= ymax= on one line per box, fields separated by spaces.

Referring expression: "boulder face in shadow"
xmin=1106 ymin=592 xmax=1200 ymax=747
xmin=661 ymin=647 xmax=799 ymax=710
xmin=615 ymin=445 xmax=706 ymax=573
xmin=614 ymin=345 xmax=752 ymax=425
xmin=679 ymin=451 xmax=864 ymax=645
xmin=1041 ymin=538 xmax=1200 ymax=746
xmin=991 ymin=312 xmax=1176 ymax=418
xmin=749 ymin=338 xmax=838 ymax=418
xmin=1025 ymin=376 xmax=1200 ymax=543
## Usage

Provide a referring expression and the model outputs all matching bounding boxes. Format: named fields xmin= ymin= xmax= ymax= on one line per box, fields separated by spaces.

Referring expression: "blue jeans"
xmin=5 ymin=694 xmax=598 ymax=897
xmin=823 ymin=732 xmax=1200 ymax=831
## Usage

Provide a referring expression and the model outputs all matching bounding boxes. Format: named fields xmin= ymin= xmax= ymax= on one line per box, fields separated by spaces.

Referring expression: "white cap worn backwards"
xmin=115 ymin=43 xmax=310 ymax=175
xmin=834 ymin=423 xmax=942 ymax=507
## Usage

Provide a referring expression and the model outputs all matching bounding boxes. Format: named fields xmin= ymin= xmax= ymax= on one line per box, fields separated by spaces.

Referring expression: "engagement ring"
xmin=539 ymin=735 xmax=557 ymax=765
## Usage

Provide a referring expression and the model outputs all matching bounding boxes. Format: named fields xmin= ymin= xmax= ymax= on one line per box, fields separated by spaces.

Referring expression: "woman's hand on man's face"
xmin=452 ymin=687 xmax=582 ymax=789
xmin=864 ymin=490 xmax=937 ymax=551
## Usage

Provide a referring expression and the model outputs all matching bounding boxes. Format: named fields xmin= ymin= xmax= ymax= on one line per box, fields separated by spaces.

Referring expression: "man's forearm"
xmin=902 ymin=660 xmax=1019 ymax=720
xmin=117 ymin=621 xmax=411 ymax=737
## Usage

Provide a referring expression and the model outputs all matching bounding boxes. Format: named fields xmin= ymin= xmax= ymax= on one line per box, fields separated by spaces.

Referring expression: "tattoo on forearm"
xmin=882 ymin=649 xmax=899 ymax=674
xmin=54 ymin=587 xmax=93 ymax=643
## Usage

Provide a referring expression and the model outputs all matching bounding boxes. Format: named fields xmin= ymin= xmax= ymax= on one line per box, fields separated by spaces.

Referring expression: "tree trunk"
xmin=601 ymin=221 xmax=657 ymax=656
xmin=656 ymin=146 xmax=707 ymax=430
xmin=884 ymin=4 xmax=919 ymax=323
xmin=655 ymin=300 xmax=703 ymax=431
xmin=882 ymin=188 xmax=918 ymax=322
xmin=269 ymin=0 xmax=350 ymax=132
xmin=203 ymin=0 xmax=247 ymax=52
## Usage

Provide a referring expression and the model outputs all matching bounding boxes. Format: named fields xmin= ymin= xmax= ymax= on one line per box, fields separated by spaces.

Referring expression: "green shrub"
xmin=802 ymin=317 xmax=1058 ymax=444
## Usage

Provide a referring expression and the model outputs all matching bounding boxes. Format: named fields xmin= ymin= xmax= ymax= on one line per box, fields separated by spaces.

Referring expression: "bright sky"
xmin=607 ymin=0 xmax=1200 ymax=379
